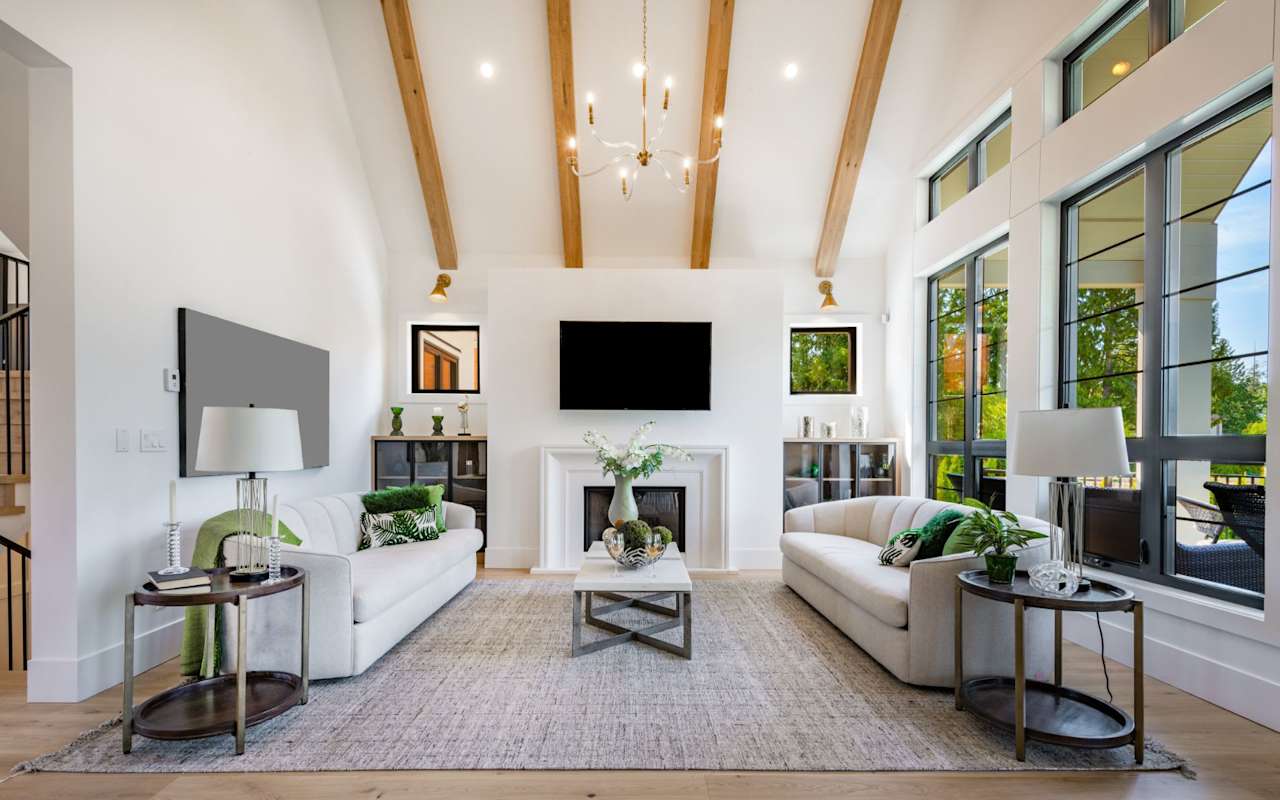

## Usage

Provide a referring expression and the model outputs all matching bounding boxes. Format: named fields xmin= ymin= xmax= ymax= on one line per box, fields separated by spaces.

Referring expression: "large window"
xmin=929 ymin=111 xmax=1012 ymax=219
xmin=1064 ymin=0 xmax=1226 ymax=118
xmin=790 ymin=326 xmax=858 ymax=394
xmin=1060 ymin=90 xmax=1270 ymax=607
xmin=928 ymin=240 xmax=1010 ymax=508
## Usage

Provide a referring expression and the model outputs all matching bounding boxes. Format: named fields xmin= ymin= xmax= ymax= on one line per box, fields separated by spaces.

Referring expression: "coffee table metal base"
xmin=571 ymin=590 xmax=692 ymax=659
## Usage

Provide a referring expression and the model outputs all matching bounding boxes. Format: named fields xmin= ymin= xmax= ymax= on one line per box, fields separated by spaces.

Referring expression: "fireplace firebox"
xmin=583 ymin=486 xmax=686 ymax=552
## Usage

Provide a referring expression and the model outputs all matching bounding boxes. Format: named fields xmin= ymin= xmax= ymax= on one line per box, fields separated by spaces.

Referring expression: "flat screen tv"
xmin=178 ymin=309 xmax=330 ymax=476
xmin=560 ymin=321 xmax=711 ymax=410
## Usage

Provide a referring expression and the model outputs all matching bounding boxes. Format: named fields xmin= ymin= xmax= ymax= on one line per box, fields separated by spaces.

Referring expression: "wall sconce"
xmin=429 ymin=274 xmax=452 ymax=303
xmin=818 ymin=280 xmax=839 ymax=312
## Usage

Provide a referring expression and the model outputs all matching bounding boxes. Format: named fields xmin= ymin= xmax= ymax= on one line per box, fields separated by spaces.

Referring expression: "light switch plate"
xmin=163 ymin=368 xmax=181 ymax=393
xmin=115 ymin=428 xmax=130 ymax=453
xmin=140 ymin=429 xmax=168 ymax=452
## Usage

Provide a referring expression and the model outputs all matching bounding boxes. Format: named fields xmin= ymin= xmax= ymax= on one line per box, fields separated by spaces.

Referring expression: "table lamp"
xmin=195 ymin=406 xmax=304 ymax=581
xmin=1009 ymin=407 xmax=1130 ymax=595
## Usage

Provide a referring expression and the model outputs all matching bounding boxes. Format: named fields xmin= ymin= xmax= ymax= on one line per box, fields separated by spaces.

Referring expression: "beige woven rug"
xmin=20 ymin=577 xmax=1184 ymax=773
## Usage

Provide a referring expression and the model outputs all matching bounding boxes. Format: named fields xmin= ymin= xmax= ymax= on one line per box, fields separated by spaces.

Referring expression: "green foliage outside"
xmin=791 ymin=330 xmax=853 ymax=393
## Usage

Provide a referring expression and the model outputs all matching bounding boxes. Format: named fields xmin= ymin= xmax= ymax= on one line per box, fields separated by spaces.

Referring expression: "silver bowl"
xmin=602 ymin=527 xmax=667 ymax=569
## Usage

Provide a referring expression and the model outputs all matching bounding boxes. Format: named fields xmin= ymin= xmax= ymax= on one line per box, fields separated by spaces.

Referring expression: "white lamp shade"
xmin=195 ymin=406 xmax=304 ymax=473
xmin=1009 ymin=407 xmax=1131 ymax=478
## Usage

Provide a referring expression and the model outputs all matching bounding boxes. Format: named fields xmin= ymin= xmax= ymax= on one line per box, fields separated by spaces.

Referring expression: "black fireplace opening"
xmin=584 ymin=486 xmax=686 ymax=553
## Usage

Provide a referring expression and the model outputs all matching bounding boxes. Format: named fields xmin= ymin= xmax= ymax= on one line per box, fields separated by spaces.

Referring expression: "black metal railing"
xmin=1 ymin=254 xmax=29 ymax=475
xmin=2 ymin=533 xmax=28 ymax=670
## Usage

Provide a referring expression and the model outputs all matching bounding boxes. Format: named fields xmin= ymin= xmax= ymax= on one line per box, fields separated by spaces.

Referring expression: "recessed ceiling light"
xmin=479 ymin=61 xmax=496 ymax=79
xmin=1110 ymin=60 xmax=1131 ymax=77
xmin=783 ymin=62 xmax=799 ymax=80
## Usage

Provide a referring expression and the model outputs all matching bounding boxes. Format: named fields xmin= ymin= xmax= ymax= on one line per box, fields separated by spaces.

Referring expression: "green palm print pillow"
xmin=358 ymin=507 xmax=440 ymax=550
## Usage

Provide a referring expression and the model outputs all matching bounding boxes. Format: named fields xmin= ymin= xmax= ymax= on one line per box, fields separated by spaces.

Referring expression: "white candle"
xmin=169 ymin=479 xmax=177 ymax=524
xmin=271 ymin=495 xmax=279 ymax=539
xmin=433 ymin=406 xmax=442 ymax=415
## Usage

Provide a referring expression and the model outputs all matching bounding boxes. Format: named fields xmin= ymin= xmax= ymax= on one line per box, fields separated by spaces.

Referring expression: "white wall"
xmin=0 ymin=44 xmax=27 ymax=255
xmin=485 ymin=268 xmax=785 ymax=570
xmin=0 ymin=0 xmax=389 ymax=701
xmin=880 ymin=0 xmax=1280 ymax=730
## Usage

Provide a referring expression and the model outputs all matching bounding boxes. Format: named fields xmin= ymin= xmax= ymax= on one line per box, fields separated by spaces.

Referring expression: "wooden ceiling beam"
xmin=381 ymin=0 xmax=458 ymax=269
xmin=689 ymin=0 xmax=735 ymax=269
xmin=814 ymin=0 xmax=901 ymax=277
xmin=546 ymin=0 xmax=583 ymax=268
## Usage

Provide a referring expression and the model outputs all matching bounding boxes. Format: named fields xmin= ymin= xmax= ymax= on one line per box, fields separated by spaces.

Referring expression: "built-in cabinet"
xmin=371 ymin=436 xmax=487 ymax=549
xmin=783 ymin=438 xmax=899 ymax=512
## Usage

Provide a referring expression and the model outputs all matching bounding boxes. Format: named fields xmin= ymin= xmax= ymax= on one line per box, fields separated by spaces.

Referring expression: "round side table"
xmin=124 ymin=566 xmax=308 ymax=755
xmin=954 ymin=569 xmax=1143 ymax=763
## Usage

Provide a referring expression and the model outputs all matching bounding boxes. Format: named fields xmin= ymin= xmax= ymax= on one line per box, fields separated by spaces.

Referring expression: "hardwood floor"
xmin=1 ymin=568 xmax=1277 ymax=799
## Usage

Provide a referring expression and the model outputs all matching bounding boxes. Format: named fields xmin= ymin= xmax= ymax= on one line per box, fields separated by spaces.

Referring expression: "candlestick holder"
xmin=266 ymin=529 xmax=282 ymax=584
xmin=157 ymin=521 xmax=186 ymax=575
xmin=432 ymin=415 xmax=445 ymax=436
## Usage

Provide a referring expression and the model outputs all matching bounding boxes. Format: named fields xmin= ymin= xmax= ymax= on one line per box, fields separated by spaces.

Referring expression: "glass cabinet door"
xmin=374 ymin=441 xmax=412 ymax=487
xmin=821 ymin=443 xmax=856 ymax=502
xmin=856 ymin=443 xmax=896 ymax=497
xmin=783 ymin=442 xmax=821 ymax=510
xmin=412 ymin=441 xmax=450 ymax=488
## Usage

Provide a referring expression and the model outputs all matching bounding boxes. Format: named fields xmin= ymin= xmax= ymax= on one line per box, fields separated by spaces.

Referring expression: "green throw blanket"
xmin=178 ymin=511 xmax=300 ymax=678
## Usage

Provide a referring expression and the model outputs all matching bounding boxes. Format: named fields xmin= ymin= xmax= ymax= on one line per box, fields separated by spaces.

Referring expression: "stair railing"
xmin=0 ymin=254 xmax=29 ymax=475
xmin=2 ymin=533 xmax=28 ymax=670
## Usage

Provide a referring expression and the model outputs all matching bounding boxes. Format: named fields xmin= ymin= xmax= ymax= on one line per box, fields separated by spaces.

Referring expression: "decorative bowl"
xmin=602 ymin=527 xmax=667 ymax=569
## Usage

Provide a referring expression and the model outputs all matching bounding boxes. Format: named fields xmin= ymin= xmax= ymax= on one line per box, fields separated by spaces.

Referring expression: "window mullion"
xmin=1141 ymin=150 xmax=1167 ymax=577
xmin=1150 ymin=0 xmax=1172 ymax=54
xmin=963 ymin=256 xmax=977 ymax=499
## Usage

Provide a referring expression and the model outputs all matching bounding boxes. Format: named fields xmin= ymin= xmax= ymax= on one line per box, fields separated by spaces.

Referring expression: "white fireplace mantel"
xmin=536 ymin=446 xmax=730 ymax=572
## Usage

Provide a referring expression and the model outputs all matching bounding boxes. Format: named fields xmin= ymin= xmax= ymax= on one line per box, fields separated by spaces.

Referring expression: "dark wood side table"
xmin=124 ymin=566 xmax=308 ymax=755
xmin=954 ymin=569 xmax=1143 ymax=763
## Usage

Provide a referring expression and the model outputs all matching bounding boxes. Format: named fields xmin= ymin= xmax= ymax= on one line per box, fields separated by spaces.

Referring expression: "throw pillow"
xmin=917 ymin=509 xmax=966 ymax=560
xmin=941 ymin=525 xmax=979 ymax=556
xmin=878 ymin=528 xmax=923 ymax=566
xmin=359 ymin=508 xmax=440 ymax=550
xmin=362 ymin=484 xmax=447 ymax=532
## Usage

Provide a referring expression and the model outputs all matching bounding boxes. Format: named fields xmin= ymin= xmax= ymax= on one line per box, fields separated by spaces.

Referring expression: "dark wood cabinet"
xmin=371 ymin=436 xmax=487 ymax=549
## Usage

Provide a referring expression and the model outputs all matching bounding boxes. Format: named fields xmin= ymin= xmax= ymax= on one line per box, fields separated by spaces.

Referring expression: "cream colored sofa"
xmin=782 ymin=495 xmax=1053 ymax=687
xmin=222 ymin=492 xmax=483 ymax=679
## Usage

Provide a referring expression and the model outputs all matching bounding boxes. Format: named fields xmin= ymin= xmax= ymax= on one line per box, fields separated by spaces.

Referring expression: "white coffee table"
xmin=571 ymin=547 xmax=692 ymax=659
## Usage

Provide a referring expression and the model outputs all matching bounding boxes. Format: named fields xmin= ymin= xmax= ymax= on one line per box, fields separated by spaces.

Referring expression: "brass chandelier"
xmin=567 ymin=0 xmax=724 ymax=200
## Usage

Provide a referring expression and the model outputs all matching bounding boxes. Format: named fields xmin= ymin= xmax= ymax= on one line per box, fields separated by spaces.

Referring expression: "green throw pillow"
xmin=358 ymin=508 xmax=441 ymax=550
xmin=362 ymin=484 xmax=446 ymax=532
xmin=917 ymin=509 xmax=966 ymax=560
xmin=942 ymin=522 xmax=979 ymax=556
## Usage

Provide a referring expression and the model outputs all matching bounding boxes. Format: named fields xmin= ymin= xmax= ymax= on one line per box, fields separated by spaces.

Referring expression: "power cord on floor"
xmin=1095 ymin=611 xmax=1114 ymax=704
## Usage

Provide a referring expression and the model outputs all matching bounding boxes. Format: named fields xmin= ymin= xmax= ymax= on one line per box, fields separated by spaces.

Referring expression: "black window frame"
xmin=1063 ymin=0 xmax=1226 ymax=120
xmin=788 ymin=325 xmax=859 ymax=395
xmin=928 ymin=110 xmax=1012 ymax=220
xmin=1058 ymin=87 xmax=1271 ymax=609
xmin=409 ymin=323 xmax=481 ymax=395
xmin=927 ymin=236 xmax=1011 ymax=506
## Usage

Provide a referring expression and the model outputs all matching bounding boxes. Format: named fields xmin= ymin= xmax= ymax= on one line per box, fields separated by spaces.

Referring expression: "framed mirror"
xmin=410 ymin=324 xmax=480 ymax=394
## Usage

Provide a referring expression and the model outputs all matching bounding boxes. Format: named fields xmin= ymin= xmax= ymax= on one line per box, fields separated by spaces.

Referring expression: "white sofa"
xmin=782 ymin=496 xmax=1053 ymax=687
xmin=222 ymin=491 xmax=483 ymax=679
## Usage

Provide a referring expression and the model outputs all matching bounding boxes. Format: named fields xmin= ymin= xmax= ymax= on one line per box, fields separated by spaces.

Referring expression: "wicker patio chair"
xmin=1176 ymin=495 xmax=1226 ymax=542
xmin=1204 ymin=482 xmax=1266 ymax=558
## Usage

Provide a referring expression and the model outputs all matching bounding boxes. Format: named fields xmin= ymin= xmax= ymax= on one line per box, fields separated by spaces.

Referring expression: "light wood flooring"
xmin=1 ymin=568 xmax=1277 ymax=799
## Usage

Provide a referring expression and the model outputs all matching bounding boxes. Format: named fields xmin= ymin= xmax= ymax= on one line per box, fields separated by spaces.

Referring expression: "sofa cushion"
xmin=350 ymin=528 xmax=483 ymax=622
xmin=781 ymin=532 xmax=910 ymax=628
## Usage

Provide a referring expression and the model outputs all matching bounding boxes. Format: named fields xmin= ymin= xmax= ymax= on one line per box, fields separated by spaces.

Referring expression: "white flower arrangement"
xmin=583 ymin=421 xmax=692 ymax=480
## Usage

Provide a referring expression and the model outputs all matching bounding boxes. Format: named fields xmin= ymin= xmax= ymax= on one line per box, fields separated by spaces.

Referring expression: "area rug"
xmin=19 ymin=577 xmax=1185 ymax=773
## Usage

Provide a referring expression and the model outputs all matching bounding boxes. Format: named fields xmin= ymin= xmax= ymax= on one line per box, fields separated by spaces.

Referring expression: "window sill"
xmin=1082 ymin=565 xmax=1272 ymax=643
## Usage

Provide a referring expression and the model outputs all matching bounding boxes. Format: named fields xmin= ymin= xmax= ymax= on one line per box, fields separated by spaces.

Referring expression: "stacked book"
xmin=145 ymin=567 xmax=211 ymax=594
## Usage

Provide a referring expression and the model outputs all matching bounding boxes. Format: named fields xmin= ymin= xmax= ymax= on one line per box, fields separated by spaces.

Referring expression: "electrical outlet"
xmin=115 ymin=428 xmax=130 ymax=453
xmin=140 ymin=429 xmax=168 ymax=452
xmin=163 ymin=368 xmax=181 ymax=393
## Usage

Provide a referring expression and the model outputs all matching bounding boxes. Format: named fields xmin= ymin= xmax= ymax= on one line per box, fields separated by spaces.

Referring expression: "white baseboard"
xmin=731 ymin=547 xmax=783 ymax=570
xmin=1062 ymin=612 xmax=1280 ymax=732
xmin=483 ymin=546 xmax=538 ymax=569
xmin=27 ymin=616 xmax=183 ymax=703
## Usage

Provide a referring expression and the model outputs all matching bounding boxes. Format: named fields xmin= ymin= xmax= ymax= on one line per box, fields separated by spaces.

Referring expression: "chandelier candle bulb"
xmin=682 ymin=158 xmax=691 ymax=185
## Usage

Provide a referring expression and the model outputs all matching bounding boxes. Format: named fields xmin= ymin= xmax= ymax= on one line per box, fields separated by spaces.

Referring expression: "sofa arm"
xmin=783 ymin=504 xmax=815 ymax=533
xmin=444 ymin=501 xmax=476 ymax=530
xmin=905 ymin=539 xmax=1053 ymax=686
xmin=221 ymin=541 xmax=356 ymax=680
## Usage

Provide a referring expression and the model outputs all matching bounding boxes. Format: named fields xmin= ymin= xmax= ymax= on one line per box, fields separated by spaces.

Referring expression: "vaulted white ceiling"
xmin=318 ymin=0 xmax=992 ymax=272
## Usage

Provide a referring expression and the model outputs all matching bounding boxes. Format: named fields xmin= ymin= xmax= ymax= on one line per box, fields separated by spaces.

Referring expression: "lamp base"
xmin=229 ymin=567 xmax=269 ymax=583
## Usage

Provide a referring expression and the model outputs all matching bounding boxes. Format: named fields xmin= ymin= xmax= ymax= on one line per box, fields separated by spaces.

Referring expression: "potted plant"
xmin=583 ymin=422 xmax=692 ymax=526
xmin=952 ymin=499 xmax=1046 ymax=584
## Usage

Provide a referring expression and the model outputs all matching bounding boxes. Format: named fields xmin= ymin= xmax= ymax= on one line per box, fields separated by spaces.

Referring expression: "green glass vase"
xmin=985 ymin=552 xmax=1018 ymax=584
xmin=389 ymin=406 xmax=405 ymax=436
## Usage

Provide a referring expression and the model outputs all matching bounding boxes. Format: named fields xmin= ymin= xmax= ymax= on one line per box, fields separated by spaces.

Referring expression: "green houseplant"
xmin=952 ymin=499 xmax=1046 ymax=584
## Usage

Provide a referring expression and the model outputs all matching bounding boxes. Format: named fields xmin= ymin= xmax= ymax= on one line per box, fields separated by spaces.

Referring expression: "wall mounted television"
xmin=560 ymin=321 xmax=711 ymax=410
xmin=178 ymin=308 xmax=330 ymax=476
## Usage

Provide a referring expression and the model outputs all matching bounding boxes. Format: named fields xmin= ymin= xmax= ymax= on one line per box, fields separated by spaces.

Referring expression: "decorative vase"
xmin=851 ymin=406 xmax=869 ymax=438
xmin=431 ymin=415 xmax=444 ymax=436
xmin=603 ymin=526 xmax=667 ymax=570
xmin=389 ymin=406 xmax=405 ymax=436
xmin=608 ymin=475 xmax=638 ymax=526
xmin=985 ymin=552 xmax=1018 ymax=584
